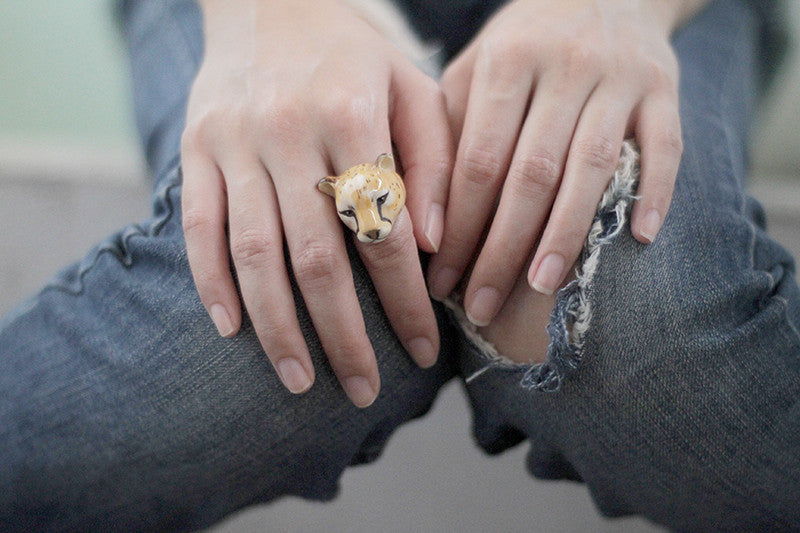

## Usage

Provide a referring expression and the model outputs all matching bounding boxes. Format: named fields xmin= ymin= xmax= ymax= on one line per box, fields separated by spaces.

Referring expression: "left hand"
xmin=427 ymin=0 xmax=693 ymax=326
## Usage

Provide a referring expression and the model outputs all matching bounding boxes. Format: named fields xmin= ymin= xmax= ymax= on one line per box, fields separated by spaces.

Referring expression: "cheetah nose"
xmin=364 ymin=229 xmax=381 ymax=241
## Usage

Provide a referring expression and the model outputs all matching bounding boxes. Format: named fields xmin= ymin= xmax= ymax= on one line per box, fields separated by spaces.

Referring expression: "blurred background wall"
xmin=0 ymin=0 xmax=798 ymax=182
xmin=0 ymin=1 xmax=142 ymax=182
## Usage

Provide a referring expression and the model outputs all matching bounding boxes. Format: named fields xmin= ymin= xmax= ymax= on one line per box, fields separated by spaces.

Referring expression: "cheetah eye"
xmin=339 ymin=209 xmax=356 ymax=218
xmin=377 ymin=193 xmax=389 ymax=206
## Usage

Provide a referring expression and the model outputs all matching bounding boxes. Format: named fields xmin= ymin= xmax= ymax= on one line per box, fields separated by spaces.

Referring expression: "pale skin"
xmin=184 ymin=0 xmax=452 ymax=407
xmin=183 ymin=0 xmax=711 ymax=406
xmin=432 ymin=0 xmax=711 ymax=363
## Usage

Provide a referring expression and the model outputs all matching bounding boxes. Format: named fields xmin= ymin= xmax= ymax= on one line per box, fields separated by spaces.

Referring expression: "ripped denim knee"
xmin=445 ymin=140 xmax=641 ymax=392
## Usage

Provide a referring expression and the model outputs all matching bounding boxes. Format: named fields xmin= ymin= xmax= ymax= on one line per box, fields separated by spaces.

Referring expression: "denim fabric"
xmin=118 ymin=0 xmax=204 ymax=185
xmin=456 ymin=2 xmax=800 ymax=530
xmin=1 ymin=0 xmax=798 ymax=531
xmin=0 ymin=165 xmax=455 ymax=531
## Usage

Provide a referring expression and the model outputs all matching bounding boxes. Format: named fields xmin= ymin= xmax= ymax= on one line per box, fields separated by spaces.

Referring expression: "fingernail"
xmin=640 ymin=209 xmax=662 ymax=243
xmin=209 ymin=303 xmax=235 ymax=337
xmin=406 ymin=337 xmax=437 ymax=368
xmin=277 ymin=358 xmax=312 ymax=394
xmin=344 ymin=376 xmax=377 ymax=408
xmin=424 ymin=203 xmax=444 ymax=253
xmin=428 ymin=267 xmax=459 ymax=301
xmin=529 ymin=253 xmax=565 ymax=295
xmin=466 ymin=286 xmax=501 ymax=327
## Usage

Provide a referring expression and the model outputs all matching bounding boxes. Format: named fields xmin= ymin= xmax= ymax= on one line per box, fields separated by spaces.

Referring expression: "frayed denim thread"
xmin=454 ymin=140 xmax=641 ymax=392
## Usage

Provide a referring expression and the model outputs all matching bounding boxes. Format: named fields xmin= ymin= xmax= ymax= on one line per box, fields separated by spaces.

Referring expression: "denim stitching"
xmin=44 ymin=167 xmax=182 ymax=296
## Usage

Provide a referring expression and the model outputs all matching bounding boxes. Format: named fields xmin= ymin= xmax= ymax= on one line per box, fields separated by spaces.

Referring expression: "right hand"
xmin=181 ymin=0 xmax=453 ymax=407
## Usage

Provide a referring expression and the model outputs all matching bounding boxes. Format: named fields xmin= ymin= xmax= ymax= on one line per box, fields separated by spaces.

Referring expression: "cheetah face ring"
xmin=318 ymin=153 xmax=406 ymax=243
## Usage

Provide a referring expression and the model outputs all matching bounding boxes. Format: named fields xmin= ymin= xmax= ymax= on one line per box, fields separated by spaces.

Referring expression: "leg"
xmin=0 ymin=2 xmax=454 ymax=529
xmin=454 ymin=1 xmax=800 ymax=530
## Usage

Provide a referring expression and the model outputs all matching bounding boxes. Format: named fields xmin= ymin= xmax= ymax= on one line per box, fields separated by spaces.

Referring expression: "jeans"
xmin=1 ymin=0 xmax=798 ymax=531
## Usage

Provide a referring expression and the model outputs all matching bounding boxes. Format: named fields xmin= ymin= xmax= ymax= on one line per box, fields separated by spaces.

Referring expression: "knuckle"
xmin=559 ymin=38 xmax=601 ymax=77
xmin=477 ymin=44 xmax=533 ymax=99
xmin=265 ymin=96 xmax=305 ymax=132
xmin=480 ymin=33 xmax=533 ymax=68
xmin=291 ymin=242 xmax=343 ymax=288
xmin=508 ymin=152 xmax=563 ymax=195
xmin=574 ymin=136 xmax=619 ymax=172
xmin=260 ymin=100 xmax=310 ymax=148
xmin=361 ymin=232 xmax=409 ymax=270
xmin=230 ymin=228 xmax=278 ymax=269
xmin=181 ymin=207 xmax=214 ymax=237
xmin=458 ymin=143 xmax=507 ymax=189
xmin=318 ymin=92 xmax=376 ymax=141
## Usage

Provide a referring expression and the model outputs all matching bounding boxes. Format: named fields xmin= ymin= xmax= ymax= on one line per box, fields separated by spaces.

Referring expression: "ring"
xmin=318 ymin=153 xmax=406 ymax=243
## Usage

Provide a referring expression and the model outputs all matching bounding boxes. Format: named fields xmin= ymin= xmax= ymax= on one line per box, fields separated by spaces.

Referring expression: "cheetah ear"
xmin=318 ymin=176 xmax=337 ymax=197
xmin=375 ymin=153 xmax=395 ymax=173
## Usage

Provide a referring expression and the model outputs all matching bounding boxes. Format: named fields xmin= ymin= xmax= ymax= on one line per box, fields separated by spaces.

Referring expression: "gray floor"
xmin=1 ymin=174 xmax=798 ymax=532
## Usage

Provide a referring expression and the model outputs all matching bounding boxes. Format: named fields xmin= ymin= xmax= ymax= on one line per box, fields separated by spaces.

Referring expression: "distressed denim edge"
xmin=447 ymin=140 xmax=641 ymax=392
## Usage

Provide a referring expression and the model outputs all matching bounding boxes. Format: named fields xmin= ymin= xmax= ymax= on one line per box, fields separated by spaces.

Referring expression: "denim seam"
xmin=43 ymin=166 xmax=182 ymax=296
xmin=449 ymin=140 xmax=641 ymax=391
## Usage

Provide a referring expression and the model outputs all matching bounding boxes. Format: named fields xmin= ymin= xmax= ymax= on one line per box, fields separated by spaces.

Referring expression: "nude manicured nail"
xmin=277 ymin=358 xmax=312 ymax=394
xmin=640 ymin=209 xmax=662 ymax=243
xmin=344 ymin=376 xmax=377 ymax=408
xmin=406 ymin=337 xmax=437 ymax=368
xmin=209 ymin=303 xmax=235 ymax=337
xmin=424 ymin=203 xmax=444 ymax=253
xmin=467 ymin=286 xmax=501 ymax=327
xmin=428 ymin=267 xmax=459 ymax=301
xmin=530 ymin=253 xmax=565 ymax=295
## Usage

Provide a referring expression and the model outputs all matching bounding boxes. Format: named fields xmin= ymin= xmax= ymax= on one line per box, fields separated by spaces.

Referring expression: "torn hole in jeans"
xmin=445 ymin=140 xmax=641 ymax=392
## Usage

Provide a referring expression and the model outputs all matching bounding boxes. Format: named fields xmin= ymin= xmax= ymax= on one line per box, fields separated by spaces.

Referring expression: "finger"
xmin=390 ymin=64 xmax=454 ymax=253
xmin=439 ymin=45 xmax=477 ymax=147
xmin=324 ymin=119 xmax=440 ymax=368
xmin=528 ymin=86 xmax=632 ymax=295
xmin=271 ymin=152 xmax=380 ymax=408
xmin=180 ymin=146 xmax=242 ymax=339
xmin=630 ymin=92 xmax=683 ymax=244
xmin=427 ymin=47 xmax=535 ymax=300
xmin=461 ymin=71 xmax=595 ymax=326
xmin=356 ymin=209 xmax=440 ymax=368
xmin=224 ymin=156 xmax=316 ymax=396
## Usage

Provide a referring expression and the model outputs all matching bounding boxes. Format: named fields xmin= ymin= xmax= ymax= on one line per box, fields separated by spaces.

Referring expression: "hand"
xmin=181 ymin=0 xmax=452 ymax=407
xmin=428 ymin=0 xmax=700 ymax=327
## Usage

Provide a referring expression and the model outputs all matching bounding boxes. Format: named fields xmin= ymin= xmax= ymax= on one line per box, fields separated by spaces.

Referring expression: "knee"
xmin=547 ymin=222 xmax=800 ymax=530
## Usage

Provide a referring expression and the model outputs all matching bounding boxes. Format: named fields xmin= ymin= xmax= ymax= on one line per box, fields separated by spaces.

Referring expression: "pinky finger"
xmin=181 ymin=154 xmax=242 ymax=338
xmin=630 ymin=94 xmax=683 ymax=244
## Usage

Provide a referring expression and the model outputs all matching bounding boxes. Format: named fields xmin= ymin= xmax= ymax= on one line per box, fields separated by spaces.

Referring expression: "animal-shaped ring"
xmin=318 ymin=153 xmax=406 ymax=243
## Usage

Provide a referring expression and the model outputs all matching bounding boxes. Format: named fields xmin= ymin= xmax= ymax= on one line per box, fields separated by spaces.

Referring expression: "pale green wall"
xmin=0 ymin=0 xmax=137 ymax=147
xmin=0 ymin=0 xmax=797 ymax=177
